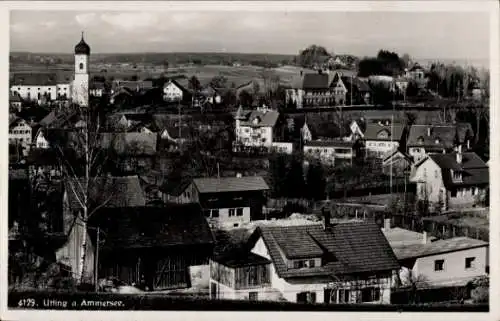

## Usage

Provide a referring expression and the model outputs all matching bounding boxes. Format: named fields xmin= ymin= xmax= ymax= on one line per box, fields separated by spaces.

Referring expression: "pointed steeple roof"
xmin=235 ymin=105 xmax=245 ymax=120
xmin=74 ymin=31 xmax=91 ymax=55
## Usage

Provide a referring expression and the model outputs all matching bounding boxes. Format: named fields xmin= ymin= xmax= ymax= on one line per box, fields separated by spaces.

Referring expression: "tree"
xmin=51 ymin=89 xmax=118 ymax=285
xmin=210 ymin=75 xmax=228 ymax=88
xmin=268 ymin=153 xmax=288 ymax=198
xmin=406 ymin=80 xmax=419 ymax=97
xmin=285 ymin=155 xmax=306 ymax=198
xmin=188 ymin=75 xmax=201 ymax=92
xmin=297 ymin=45 xmax=331 ymax=68
xmin=305 ymin=161 xmax=326 ymax=201
xmin=238 ymin=90 xmax=253 ymax=107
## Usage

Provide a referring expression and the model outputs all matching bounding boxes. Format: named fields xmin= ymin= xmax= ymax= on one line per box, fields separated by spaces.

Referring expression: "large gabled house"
xmin=180 ymin=175 xmax=270 ymax=229
xmin=9 ymin=116 xmax=33 ymax=155
xmin=231 ymin=213 xmax=400 ymax=304
xmin=363 ymin=122 xmax=406 ymax=158
xmin=406 ymin=123 xmax=474 ymax=162
xmin=234 ymin=106 xmax=280 ymax=149
xmin=162 ymin=79 xmax=192 ymax=104
xmin=410 ymin=149 xmax=489 ymax=211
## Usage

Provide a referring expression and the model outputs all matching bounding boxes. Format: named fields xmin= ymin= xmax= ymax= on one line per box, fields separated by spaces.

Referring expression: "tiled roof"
xmin=407 ymin=123 xmax=473 ymax=148
xmin=364 ymin=123 xmax=405 ymax=141
xmin=427 ymin=152 xmax=489 ymax=187
xmin=99 ymin=204 xmax=214 ymax=250
xmin=304 ymin=140 xmax=355 ymax=148
xmin=341 ymin=76 xmax=372 ymax=92
xmin=113 ymin=80 xmax=154 ymax=91
xmin=65 ymin=175 xmax=146 ymax=209
xmin=10 ymin=92 xmax=22 ymax=102
xmin=100 ymin=132 xmax=157 ymax=156
xmin=239 ymin=110 xmax=279 ymax=128
xmin=302 ymin=73 xmax=330 ymax=89
xmin=193 ymin=176 xmax=269 ymax=194
xmin=214 ymin=252 xmax=271 ymax=268
xmin=90 ymin=81 xmax=106 ymax=90
xmin=159 ymin=179 xmax=192 ymax=196
xmin=256 ymin=222 xmax=400 ymax=278
xmin=391 ymin=237 xmax=488 ymax=260
xmin=12 ymin=73 xmax=58 ymax=86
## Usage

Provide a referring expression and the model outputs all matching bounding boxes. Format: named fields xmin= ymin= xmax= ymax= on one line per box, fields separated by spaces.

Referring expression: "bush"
xmin=471 ymin=286 xmax=488 ymax=303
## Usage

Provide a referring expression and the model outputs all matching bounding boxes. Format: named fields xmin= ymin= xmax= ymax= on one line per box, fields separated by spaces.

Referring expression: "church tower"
xmin=72 ymin=32 xmax=90 ymax=107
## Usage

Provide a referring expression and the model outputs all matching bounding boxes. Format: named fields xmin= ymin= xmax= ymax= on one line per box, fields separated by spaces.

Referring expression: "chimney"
xmin=322 ymin=207 xmax=331 ymax=230
xmin=427 ymin=127 xmax=431 ymax=136
xmin=456 ymin=145 xmax=463 ymax=164
xmin=383 ymin=218 xmax=391 ymax=231
xmin=422 ymin=231 xmax=429 ymax=244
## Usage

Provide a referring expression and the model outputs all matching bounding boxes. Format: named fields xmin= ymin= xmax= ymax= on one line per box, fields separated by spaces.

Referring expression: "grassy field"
xmin=10 ymin=63 xmax=307 ymax=89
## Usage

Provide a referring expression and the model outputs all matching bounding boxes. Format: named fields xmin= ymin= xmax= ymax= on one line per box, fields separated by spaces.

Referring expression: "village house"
xmin=235 ymin=211 xmax=400 ymax=304
xmin=111 ymin=80 xmax=154 ymax=95
xmin=89 ymin=81 xmax=106 ymax=97
xmin=163 ymin=79 xmax=192 ymax=103
xmin=10 ymin=73 xmax=60 ymax=102
xmin=303 ymin=139 xmax=359 ymax=165
xmin=9 ymin=116 xmax=33 ymax=155
xmin=179 ymin=175 xmax=269 ymax=229
xmin=10 ymin=92 xmax=23 ymax=112
xmin=234 ymin=106 xmax=280 ymax=149
xmin=382 ymin=148 xmax=413 ymax=178
xmin=363 ymin=121 xmax=406 ymax=158
xmin=405 ymin=63 xmax=426 ymax=82
xmin=383 ymin=225 xmax=488 ymax=287
xmin=410 ymin=148 xmax=489 ymax=211
xmin=57 ymin=175 xmax=146 ymax=281
xmin=96 ymin=203 xmax=214 ymax=291
xmin=33 ymin=128 xmax=51 ymax=149
xmin=406 ymin=123 xmax=474 ymax=163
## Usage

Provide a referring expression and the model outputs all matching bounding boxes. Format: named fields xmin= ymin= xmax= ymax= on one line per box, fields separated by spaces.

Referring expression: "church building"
xmin=10 ymin=33 xmax=91 ymax=108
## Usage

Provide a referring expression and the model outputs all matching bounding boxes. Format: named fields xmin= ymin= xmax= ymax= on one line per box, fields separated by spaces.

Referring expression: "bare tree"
xmin=52 ymin=83 xmax=117 ymax=284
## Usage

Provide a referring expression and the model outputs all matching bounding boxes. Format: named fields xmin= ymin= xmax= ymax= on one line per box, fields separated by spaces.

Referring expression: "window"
xmin=435 ymin=170 xmax=439 ymax=179
xmin=229 ymin=208 xmax=235 ymax=217
xmin=293 ymin=260 xmax=305 ymax=269
xmin=339 ymin=289 xmax=350 ymax=303
xmin=211 ymin=209 xmax=219 ymax=218
xmin=361 ymin=287 xmax=381 ymax=302
xmin=249 ymin=292 xmax=258 ymax=301
xmin=236 ymin=208 xmax=243 ymax=216
xmin=296 ymin=292 xmax=316 ymax=304
xmin=434 ymin=259 xmax=444 ymax=271
xmin=324 ymin=289 xmax=337 ymax=304
xmin=79 ymin=63 xmax=84 ymax=70
xmin=465 ymin=257 xmax=476 ymax=269
xmin=452 ymin=170 xmax=462 ymax=182
xmin=451 ymin=189 xmax=457 ymax=197
xmin=473 ymin=187 xmax=479 ymax=196
xmin=307 ymin=259 xmax=315 ymax=268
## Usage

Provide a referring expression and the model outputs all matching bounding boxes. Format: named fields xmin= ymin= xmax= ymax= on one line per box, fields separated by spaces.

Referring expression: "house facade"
xmin=363 ymin=122 xmax=405 ymax=158
xmin=9 ymin=117 xmax=32 ymax=155
xmin=183 ymin=176 xmax=269 ymax=229
xmin=303 ymin=140 xmax=358 ymax=165
xmin=163 ymin=80 xmax=188 ymax=102
xmin=234 ymin=106 xmax=279 ymax=149
xmin=410 ymin=150 xmax=489 ymax=211
xmin=34 ymin=129 xmax=50 ymax=149
xmin=246 ymin=218 xmax=400 ymax=304
xmin=385 ymin=228 xmax=489 ymax=287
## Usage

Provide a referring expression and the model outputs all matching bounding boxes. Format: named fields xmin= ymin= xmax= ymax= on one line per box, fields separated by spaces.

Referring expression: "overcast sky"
xmin=10 ymin=10 xmax=490 ymax=62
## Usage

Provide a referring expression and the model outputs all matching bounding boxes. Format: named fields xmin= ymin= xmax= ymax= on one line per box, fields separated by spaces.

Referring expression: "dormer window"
xmin=417 ymin=136 xmax=424 ymax=144
xmin=451 ymin=169 xmax=462 ymax=182
xmin=253 ymin=117 xmax=260 ymax=125
xmin=435 ymin=138 xmax=441 ymax=144
xmin=377 ymin=130 xmax=389 ymax=139
xmin=293 ymin=259 xmax=316 ymax=269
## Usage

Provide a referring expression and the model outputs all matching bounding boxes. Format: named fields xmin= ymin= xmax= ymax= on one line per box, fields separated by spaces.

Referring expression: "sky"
xmin=10 ymin=10 xmax=491 ymax=63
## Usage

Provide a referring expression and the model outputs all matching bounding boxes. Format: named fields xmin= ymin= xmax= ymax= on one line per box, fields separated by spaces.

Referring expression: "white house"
xmin=410 ymin=149 xmax=489 ymax=211
xmin=384 ymin=226 xmax=488 ymax=287
xmin=363 ymin=122 xmax=405 ymax=158
xmin=9 ymin=117 xmax=33 ymax=155
xmin=303 ymin=140 xmax=358 ymax=165
xmin=9 ymin=93 xmax=23 ymax=112
xmin=234 ymin=106 xmax=280 ymax=148
xmin=34 ymin=128 xmax=50 ymax=149
xmin=163 ymin=80 xmax=188 ymax=102
xmin=242 ymin=216 xmax=400 ymax=304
